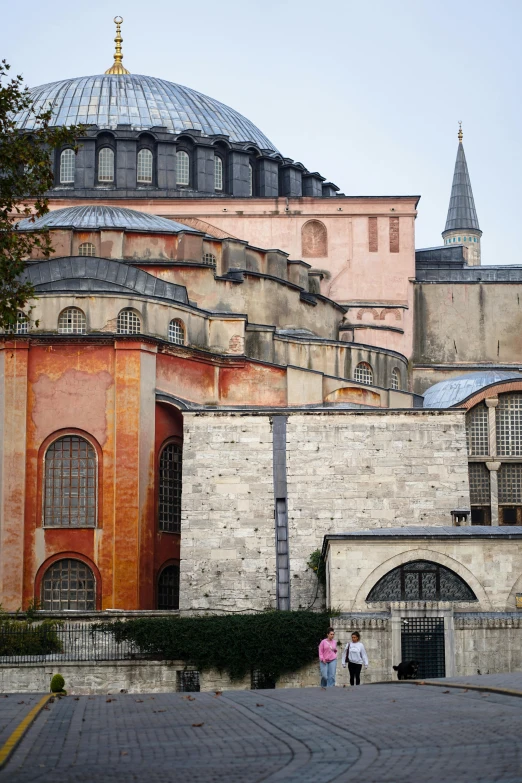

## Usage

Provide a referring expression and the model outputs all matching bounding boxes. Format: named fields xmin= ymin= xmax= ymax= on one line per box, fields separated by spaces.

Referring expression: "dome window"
xmin=203 ymin=252 xmax=216 ymax=268
xmin=98 ymin=148 xmax=114 ymax=182
xmin=214 ymin=155 xmax=223 ymax=191
xmin=248 ymin=163 xmax=253 ymax=197
xmin=354 ymin=362 xmax=373 ymax=385
xmin=58 ymin=307 xmax=86 ymax=335
xmin=137 ymin=149 xmax=153 ymax=184
xmin=176 ymin=151 xmax=190 ymax=186
xmin=391 ymin=368 xmax=400 ymax=390
xmin=117 ymin=308 xmax=142 ymax=335
xmin=168 ymin=318 xmax=185 ymax=346
xmin=59 ymin=149 xmax=75 ymax=184
xmin=78 ymin=242 xmax=96 ymax=257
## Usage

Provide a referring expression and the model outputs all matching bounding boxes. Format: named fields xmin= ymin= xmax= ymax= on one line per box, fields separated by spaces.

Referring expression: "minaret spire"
xmin=105 ymin=16 xmax=130 ymax=75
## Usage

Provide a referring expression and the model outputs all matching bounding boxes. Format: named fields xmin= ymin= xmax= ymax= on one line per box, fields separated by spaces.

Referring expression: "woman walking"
xmin=318 ymin=627 xmax=338 ymax=688
xmin=342 ymin=631 xmax=369 ymax=686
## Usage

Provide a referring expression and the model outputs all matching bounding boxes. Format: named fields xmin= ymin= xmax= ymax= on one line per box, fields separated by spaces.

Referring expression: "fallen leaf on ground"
xmin=442 ymin=690 xmax=450 ymax=694
xmin=256 ymin=703 xmax=264 ymax=707
xmin=135 ymin=699 xmax=143 ymax=703
xmin=192 ymin=723 xmax=204 ymax=727
xmin=73 ymin=697 xmax=80 ymax=701
xmin=106 ymin=698 xmax=114 ymax=703
xmin=184 ymin=695 xmax=195 ymax=701
xmin=120 ymin=751 xmax=128 ymax=756
xmin=18 ymin=701 xmax=25 ymax=704
xmin=153 ymin=709 xmax=166 ymax=713
xmin=214 ymin=691 xmax=222 ymax=696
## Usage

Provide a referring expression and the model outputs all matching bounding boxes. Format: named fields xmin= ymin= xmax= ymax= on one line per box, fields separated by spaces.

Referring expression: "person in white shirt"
xmin=341 ymin=631 xmax=369 ymax=686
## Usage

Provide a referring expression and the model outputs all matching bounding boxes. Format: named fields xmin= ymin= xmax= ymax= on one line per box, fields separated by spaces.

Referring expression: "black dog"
xmin=393 ymin=661 xmax=419 ymax=680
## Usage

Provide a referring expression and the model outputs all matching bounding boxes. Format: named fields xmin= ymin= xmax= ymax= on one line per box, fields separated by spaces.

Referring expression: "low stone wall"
xmin=455 ymin=616 xmax=522 ymax=676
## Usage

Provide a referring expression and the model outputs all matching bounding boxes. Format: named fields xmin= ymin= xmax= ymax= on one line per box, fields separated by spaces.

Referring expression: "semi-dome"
xmin=13 ymin=74 xmax=278 ymax=152
xmin=423 ymin=371 xmax=522 ymax=409
xmin=16 ymin=205 xmax=200 ymax=234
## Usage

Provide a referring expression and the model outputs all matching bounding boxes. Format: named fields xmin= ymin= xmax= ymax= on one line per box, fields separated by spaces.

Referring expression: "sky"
xmin=2 ymin=0 xmax=521 ymax=264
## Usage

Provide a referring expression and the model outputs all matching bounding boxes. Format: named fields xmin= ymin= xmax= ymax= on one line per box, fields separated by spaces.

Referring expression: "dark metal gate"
xmin=401 ymin=617 xmax=445 ymax=678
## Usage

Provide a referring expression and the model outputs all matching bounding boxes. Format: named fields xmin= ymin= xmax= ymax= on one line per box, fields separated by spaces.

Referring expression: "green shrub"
xmin=0 ymin=616 xmax=63 ymax=656
xmin=97 ymin=611 xmax=331 ymax=681
xmin=50 ymin=673 xmax=65 ymax=693
xmin=307 ymin=549 xmax=326 ymax=587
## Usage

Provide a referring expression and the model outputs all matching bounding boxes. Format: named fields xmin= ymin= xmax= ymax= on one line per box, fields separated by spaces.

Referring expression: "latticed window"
xmin=60 ymin=148 xmax=75 ymax=184
xmin=354 ymin=362 xmax=373 ymax=385
xmin=78 ymin=242 xmax=96 ymax=257
xmin=468 ymin=462 xmax=491 ymax=504
xmin=176 ymin=671 xmax=200 ymax=692
xmin=176 ymin=150 xmax=189 ymax=185
xmin=157 ymin=565 xmax=180 ymax=609
xmin=248 ymin=163 xmax=253 ymax=196
xmin=391 ymin=369 xmax=400 ymax=390
xmin=367 ymin=560 xmax=476 ymax=602
xmin=203 ymin=253 xmax=216 ymax=268
xmin=496 ymin=394 xmax=522 ymax=456
xmin=214 ymin=155 xmax=223 ymax=191
xmin=44 ymin=436 xmax=96 ymax=527
xmin=251 ymin=669 xmax=276 ymax=689
xmin=41 ymin=558 xmax=96 ymax=610
xmin=117 ymin=309 xmax=141 ymax=334
xmin=158 ymin=443 xmax=182 ymax=532
xmin=58 ymin=307 xmax=86 ymax=334
xmin=498 ymin=463 xmax=522 ymax=504
xmin=168 ymin=319 xmax=185 ymax=345
xmin=466 ymin=403 xmax=489 ymax=456
xmin=137 ymin=148 xmax=153 ymax=183
xmin=98 ymin=147 xmax=114 ymax=182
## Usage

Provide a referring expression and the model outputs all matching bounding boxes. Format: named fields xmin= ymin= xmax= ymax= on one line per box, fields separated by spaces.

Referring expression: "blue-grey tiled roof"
xmin=16 ymin=205 xmax=200 ymax=234
xmin=13 ymin=74 xmax=278 ymax=152
xmin=444 ymin=142 xmax=480 ymax=232
xmin=422 ymin=371 xmax=522 ymax=409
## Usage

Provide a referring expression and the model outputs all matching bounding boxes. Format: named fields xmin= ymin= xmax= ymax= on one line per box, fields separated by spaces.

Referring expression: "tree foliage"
xmin=0 ymin=61 xmax=81 ymax=330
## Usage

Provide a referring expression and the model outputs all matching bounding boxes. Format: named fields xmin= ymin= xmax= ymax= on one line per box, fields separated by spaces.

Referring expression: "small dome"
xmin=16 ymin=205 xmax=200 ymax=234
xmin=13 ymin=74 xmax=278 ymax=152
xmin=423 ymin=371 xmax=522 ymax=409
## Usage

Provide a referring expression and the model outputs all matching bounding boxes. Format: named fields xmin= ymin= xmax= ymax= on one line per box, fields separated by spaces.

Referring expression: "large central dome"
xmin=14 ymin=74 xmax=278 ymax=152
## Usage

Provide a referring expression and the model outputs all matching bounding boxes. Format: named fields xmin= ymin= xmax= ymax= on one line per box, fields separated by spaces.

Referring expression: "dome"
xmin=16 ymin=205 xmax=200 ymax=234
xmin=423 ymin=371 xmax=522 ymax=409
xmin=13 ymin=74 xmax=278 ymax=152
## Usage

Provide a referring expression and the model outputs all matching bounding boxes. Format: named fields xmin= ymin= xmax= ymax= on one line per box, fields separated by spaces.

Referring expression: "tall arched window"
xmin=157 ymin=565 xmax=180 ymax=609
xmin=301 ymin=220 xmax=327 ymax=258
xmin=59 ymin=149 xmax=75 ymax=184
xmin=41 ymin=558 xmax=96 ymax=610
xmin=354 ymin=362 xmax=373 ymax=385
xmin=214 ymin=155 xmax=223 ymax=191
xmin=367 ymin=561 xmax=476 ymax=602
xmin=58 ymin=307 xmax=86 ymax=334
xmin=176 ymin=150 xmax=190 ymax=186
xmin=466 ymin=402 xmax=489 ymax=456
xmin=168 ymin=319 xmax=185 ymax=345
xmin=98 ymin=147 xmax=114 ymax=182
xmin=44 ymin=436 xmax=97 ymax=527
xmin=248 ymin=163 xmax=253 ymax=196
xmin=496 ymin=393 xmax=522 ymax=456
xmin=78 ymin=242 xmax=96 ymax=257
xmin=117 ymin=309 xmax=141 ymax=334
xmin=137 ymin=148 xmax=153 ymax=184
xmin=391 ymin=368 xmax=400 ymax=390
xmin=158 ymin=442 xmax=182 ymax=533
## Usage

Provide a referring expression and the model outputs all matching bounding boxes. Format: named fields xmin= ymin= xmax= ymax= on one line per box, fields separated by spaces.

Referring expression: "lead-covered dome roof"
xmin=13 ymin=74 xmax=278 ymax=152
xmin=16 ymin=205 xmax=200 ymax=234
xmin=423 ymin=371 xmax=522 ymax=409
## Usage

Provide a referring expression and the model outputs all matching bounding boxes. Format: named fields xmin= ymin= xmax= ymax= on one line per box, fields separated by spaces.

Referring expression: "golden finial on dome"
xmin=105 ymin=16 xmax=130 ymax=75
xmin=458 ymin=121 xmax=463 ymax=143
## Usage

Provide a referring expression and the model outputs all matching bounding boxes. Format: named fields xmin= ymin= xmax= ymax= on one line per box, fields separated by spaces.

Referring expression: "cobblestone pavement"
xmin=0 ymin=694 xmax=44 ymax=748
xmin=0 ymin=676 xmax=521 ymax=782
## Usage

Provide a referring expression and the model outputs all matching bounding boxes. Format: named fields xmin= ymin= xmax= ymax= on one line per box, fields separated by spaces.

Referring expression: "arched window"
xmin=214 ymin=155 xmax=223 ymax=191
xmin=157 ymin=564 xmax=180 ymax=609
xmin=41 ymin=558 xmax=96 ymax=610
xmin=44 ymin=436 xmax=97 ymax=527
xmin=137 ymin=148 xmax=153 ymax=184
xmin=117 ymin=309 xmax=141 ymax=334
xmin=176 ymin=150 xmax=190 ymax=186
xmin=58 ymin=307 xmax=86 ymax=334
xmin=158 ymin=442 xmax=182 ymax=533
xmin=301 ymin=220 xmax=327 ymax=258
xmin=496 ymin=393 xmax=522 ymax=456
xmin=248 ymin=163 xmax=253 ymax=196
xmin=168 ymin=319 xmax=185 ymax=345
xmin=466 ymin=402 xmax=489 ymax=456
xmin=5 ymin=311 xmax=29 ymax=335
xmin=203 ymin=252 xmax=216 ymax=268
xmin=391 ymin=368 xmax=400 ymax=390
xmin=59 ymin=149 xmax=75 ymax=184
xmin=78 ymin=242 xmax=96 ymax=257
xmin=367 ymin=561 xmax=476 ymax=602
xmin=354 ymin=362 xmax=373 ymax=385
xmin=98 ymin=147 xmax=114 ymax=182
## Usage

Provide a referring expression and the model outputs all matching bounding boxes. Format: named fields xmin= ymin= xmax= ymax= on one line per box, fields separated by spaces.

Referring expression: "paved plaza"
xmin=1 ymin=675 xmax=521 ymax=782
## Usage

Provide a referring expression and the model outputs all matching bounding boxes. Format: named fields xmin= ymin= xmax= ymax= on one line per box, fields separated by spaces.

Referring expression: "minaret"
xmin=105 ymin=16 xmax=130 ymax=75
xmin=442 ymin=123 xmax=482 ymax=265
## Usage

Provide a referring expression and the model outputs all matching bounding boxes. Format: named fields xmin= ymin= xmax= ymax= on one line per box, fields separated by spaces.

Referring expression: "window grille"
xmin=98 ymin=147 xmax=114 ymax=182
xmin=248 ymin=163 xmax=253 ymax=196
xmin=157 ymin=565 xmax=180 ymax=610
xmin=251 ymin=669 xmax=276 ymax=689
xmin=498 ymin=463 xmax=522 ymax=504
xmin=168 ymin=319 xmax=185 ymax=345
xmin=176 ymin=671 xmax=200 ymax=692
xmin=44 ymin=436 xmax=96 ymax=528
xmin=158 ymin=443 xmax=182 ymax=532
xmin=466 ymin=403 xmax=489 ymax=456
xmin=60 ymin=149 xmax=75 ymax=184
xmin=78 ymin=242 xmax=96 ymax=257
xmin=58 ymin=307 xmax=86 ymax=334
xmin=496 ymin=394 xmax=522 ymax=456
xmin=137 ymin=148 xmax=153 ymax=183
xmin=117 ymin=309 xmax=141 ymax=334
xmin=203 ymin=252 xmax=217 ymax=268
xmin=468 ymin=462 xmax=490 ymax=504
xmin=354 ymin=362 xmax=373 ymax=385
xmin=367 ymin=560 xmax=476 ymax=602
xmin=176 ymin=150 xmax=189 ymax=185
xmin=214 ymin=155 xmax=223 ymax=191
xmin=391 ymin=369 xmax=400 ymax=390
xmin=41 ymin=558 xmax=96 ymax=611
xmin=4 ymin=311 xmax=29 ymax=335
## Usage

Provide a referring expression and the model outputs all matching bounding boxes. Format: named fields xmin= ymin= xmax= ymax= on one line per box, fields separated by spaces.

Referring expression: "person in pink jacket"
xmin=318 ymin=627 xmax=338 ymax=687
